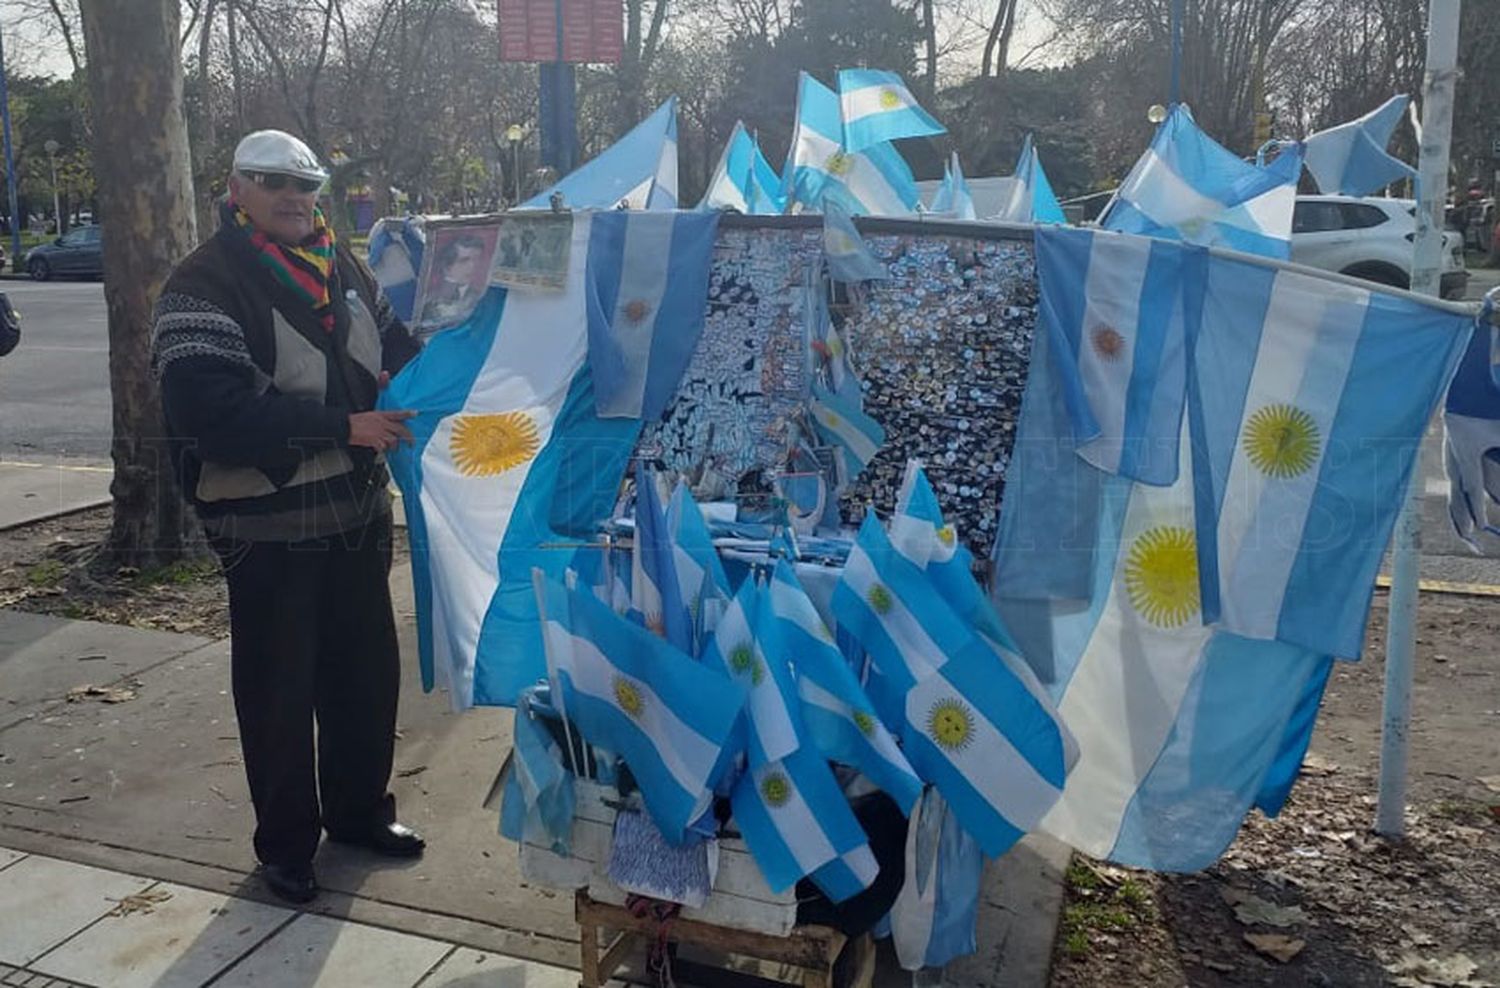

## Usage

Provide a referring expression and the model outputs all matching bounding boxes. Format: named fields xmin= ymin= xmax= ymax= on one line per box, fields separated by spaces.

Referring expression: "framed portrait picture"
xmin=413 ymin=221 xmax=500 ymax=331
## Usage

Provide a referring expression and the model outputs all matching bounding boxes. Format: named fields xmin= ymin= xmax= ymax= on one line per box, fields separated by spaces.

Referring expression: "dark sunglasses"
xmin=243 ymin=170 xmax=322 ymax=194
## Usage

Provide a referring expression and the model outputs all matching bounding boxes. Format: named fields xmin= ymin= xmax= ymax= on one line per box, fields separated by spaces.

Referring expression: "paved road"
xmin=0 ymin=280 xmax=110 ymax=462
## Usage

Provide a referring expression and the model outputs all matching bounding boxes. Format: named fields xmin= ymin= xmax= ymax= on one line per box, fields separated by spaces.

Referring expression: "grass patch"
xmin=134 ymin=557 xmax=219 ymax=587
xmin=1062 ymin=928 xmax=1091 ymax=957
xmin=1066 ymin=860 xmax=1102 ymax=891
xmin=1118 ymin=878 xmax=1150 ymax=908
xmin=1059 ymin=856 xmax=1156 ymax=960
xmin=26 ymin=559 xmax=67 ymax=587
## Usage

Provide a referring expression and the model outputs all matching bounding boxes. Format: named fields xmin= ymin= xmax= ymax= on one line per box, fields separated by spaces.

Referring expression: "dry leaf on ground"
xmin=108 ymin=887 xmax=173 ymax=917
xmin=1220 ymin=888 xmax=1306 ymax=928
xmin=1243 ymin=933 xmax=1306 ymax=964
xmin=65 ymin=684 xmax=137 ymax=704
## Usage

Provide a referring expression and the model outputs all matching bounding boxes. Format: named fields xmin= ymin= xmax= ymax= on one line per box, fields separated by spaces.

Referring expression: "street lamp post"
xmin=505 ymin=124 xmax=525 ymax=207
xmin=44 ymin=139 xmax=61 ymax=235
xmin=0 ymin=21 xmax=22 ymax=266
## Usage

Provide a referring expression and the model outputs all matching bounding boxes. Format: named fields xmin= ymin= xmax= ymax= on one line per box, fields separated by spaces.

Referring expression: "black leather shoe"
xmin=329 ymin=821 xmax=426 ymax=858
xmin=261 ymin=862 xmax=318 ymax=904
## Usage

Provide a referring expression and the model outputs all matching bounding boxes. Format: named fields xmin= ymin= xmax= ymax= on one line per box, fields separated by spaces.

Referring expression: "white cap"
xmin=232 ymin=130 xmax=328 ymax=183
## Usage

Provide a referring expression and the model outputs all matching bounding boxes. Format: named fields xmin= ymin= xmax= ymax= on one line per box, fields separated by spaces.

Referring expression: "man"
xmin=424 ymin=233 xmax=487 ymax=324
xmin=152 ymin=130 xmax=424 ymax=905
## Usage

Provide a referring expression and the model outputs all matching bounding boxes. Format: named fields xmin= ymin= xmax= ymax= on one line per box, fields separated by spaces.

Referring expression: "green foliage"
xmin=26 ymin=560 xmax=67 ymax=587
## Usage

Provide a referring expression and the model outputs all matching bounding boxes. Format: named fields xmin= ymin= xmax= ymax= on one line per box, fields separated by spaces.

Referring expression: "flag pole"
xmin=1376 ymin=0 xmax=1461 ymax=839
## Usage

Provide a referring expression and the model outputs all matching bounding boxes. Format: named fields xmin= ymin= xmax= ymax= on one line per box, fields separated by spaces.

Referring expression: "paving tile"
xmin=212 ymin=914 xmax=452 ymax=988
xmin=31 ymin=881 xmax=290 ymax=988
xmin=0 ymin=850 xmax=26 ymax=872
xmin=417 ymin=947 xmax=578 ymax=988
xmin=0 ymin=855 xmax=153 ymax=967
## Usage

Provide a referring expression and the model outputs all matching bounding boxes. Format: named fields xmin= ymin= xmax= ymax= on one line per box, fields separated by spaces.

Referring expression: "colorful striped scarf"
xmin=229 ymin=202 xmax=337 ymax=332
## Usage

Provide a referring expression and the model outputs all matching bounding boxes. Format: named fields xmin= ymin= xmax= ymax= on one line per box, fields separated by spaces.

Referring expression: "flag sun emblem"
xmin=450 ymin=411 xmax=541 ymax=477
xmin=878 ymin=87 xmax=902 ymax=110
xmin=1091 ymin=325 xmax=1126 ymax=361
xmin=936 ymin=524 xmax=957 ymax=547
xmin=612 ymin=676 xmax=645 ymax=718
xmin=826 ymin=151 xmax=853 ymax=176
xmin=622 ymin=298 xmax=653 ymax=325
xmin=728 ymin=643 xmax=765 ymax=686
xmin=760 ymin=771 xmax=792 ymax=807
xmin=852 ymin=710 xmax=877 ymax=737
xmin=866 ymin=584 xmax=893 ymax=616
xmin=1243 ymin=403 xmax=1321 ymax=478
xmin=927 ymin=697 xmax=974 ymax=752
xmin=1123 ymin=525 xmax=1200 ymax=628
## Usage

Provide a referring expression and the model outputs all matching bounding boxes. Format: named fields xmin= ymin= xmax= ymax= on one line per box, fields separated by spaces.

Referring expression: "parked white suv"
xmin=1291 ymin=195 xmax=1469 ymax=300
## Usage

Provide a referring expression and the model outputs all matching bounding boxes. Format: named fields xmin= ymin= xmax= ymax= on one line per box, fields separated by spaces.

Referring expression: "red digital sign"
xmin=499 ymin=0 xmax=622 ymax=64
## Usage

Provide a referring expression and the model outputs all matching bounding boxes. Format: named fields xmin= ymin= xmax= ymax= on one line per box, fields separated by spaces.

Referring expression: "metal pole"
xmin=48 ymin=154 xmax=61 ymax=235
xmin=513 ymin=140 xmax=521 ymax=205
xmin=0 ymin=22 xmax=24 ymax=266
xmin=1376 ymin=0 xmax=1461 ymax=839
xmin=1168 ymin=0 xmax=1185 ymax=105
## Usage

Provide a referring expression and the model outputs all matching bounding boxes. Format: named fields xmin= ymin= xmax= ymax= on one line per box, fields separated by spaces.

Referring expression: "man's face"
xmin=445 ymin=245 xmax=483 ymax=284
xmin=229 ymin=171 xmax=319 ymax=244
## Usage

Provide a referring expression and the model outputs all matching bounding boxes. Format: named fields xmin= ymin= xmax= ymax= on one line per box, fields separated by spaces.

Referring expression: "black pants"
xmin=215 ymin=516 xmax=401 ymax=867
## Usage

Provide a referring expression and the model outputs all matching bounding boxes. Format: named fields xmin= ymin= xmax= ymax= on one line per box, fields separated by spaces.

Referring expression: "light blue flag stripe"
xmin=537 ymin=573 xmax=744 ymax=843
xmin=701 ymin=577 xmax=799 ymax=765
xmin=810 ymin=382 xmax=885 ymax=475
xmin=1035 ymin=226 xmax=1191 ymax=486
xmin=838 ymin=68 xmax=946 ymax=153
xmin=770 ymin=559 xmax=923 ymax=814
xmin=1303 ymin=95 xmax=1415 ymax=197
xmin=631 ymin=464 xmax=695 ymax=654
xmin=499 ymin=686 xmax=576 ymax=854
xmin=700 ymin=122 xmax=754 ymax=213
xmin=1020 ymin=137 xmax=1067 ymax=225
xmin=730 ymin=746 xmax=875 ymax=900
xmin=823 ymin=200 xmax=889 ymax=282
xmin=586 ymin=210 xmax=720 ymax=420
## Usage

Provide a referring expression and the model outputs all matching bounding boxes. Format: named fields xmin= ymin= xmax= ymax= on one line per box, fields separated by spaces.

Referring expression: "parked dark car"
xmin=25 ymin=225 xmax=103 ymax=281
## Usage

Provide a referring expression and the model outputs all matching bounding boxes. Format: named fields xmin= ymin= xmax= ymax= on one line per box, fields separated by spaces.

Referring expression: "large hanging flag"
xmin=524 ymin=98 xmax=678 ymax=210
xmin=837 ymin=68 xmax=946 ymax=152
xmin=382 ymin=210 xmax=715 ymax=707
xmin=1101 ymin=105 xmax=1302 ymax=259
xmin=534 ymin=571 xmax=744 ymax=844
xmin=1032 ymin=226 xmax=1194 ymax=487
xmin=765 ymin=559 xmax=923 ymax=813
xmin=585 ymin=210 xmax=720 ymax=420
xmin=700 ymin=121 xmax=785 ymax=215
xmin=1187 ymin=240 xmax=1472 ymax=658
xmin=994 ymin=135 xmax=1066 ymax=225
xmin=1303 ymin=95 xmax=1416 ymax=197
xmin=784 ymin=71 xmax=919 ymax=217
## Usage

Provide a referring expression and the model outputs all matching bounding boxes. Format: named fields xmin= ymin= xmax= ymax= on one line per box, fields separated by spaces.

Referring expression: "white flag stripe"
xmin=795 ymin=127 xmax=908 ymax=217
xmin=811 ymin=402 xmax=880 ymax=465
xmin=1216 ymin=272 xmax=1367 ymax=639
xmin=555 ymin=620 xmax=722 ymax=797
xmin=906 ymin=673 xmax=1061 ymax=831
xmin=841 ymin=547 xmax=945 ymax=682
xmin=754 ymin=762 xmax=838 ymax=872
xmin=768 ymin=579 xmax=834 ymax=644
xmin=1075 ymin=233 xmax=1152 ymax=474
xmin=1223 ymin=184 xmax=1296 ymax=237
xmin=748 ymin=639 xmax=801 ymax=763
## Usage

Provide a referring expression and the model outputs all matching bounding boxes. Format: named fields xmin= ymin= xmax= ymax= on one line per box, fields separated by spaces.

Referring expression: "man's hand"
xmin=348 ymin=410 xmax=416 ymax=452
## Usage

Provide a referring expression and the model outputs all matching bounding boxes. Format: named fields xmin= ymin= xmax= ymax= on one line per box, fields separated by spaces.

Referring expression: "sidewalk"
xmin=0 ymin=459 xmax=112 ymax=532
xmin=0 ymin=848 xmax=577 ymax=988
xmin=0 ymin=594 xmax=1069 ymax=988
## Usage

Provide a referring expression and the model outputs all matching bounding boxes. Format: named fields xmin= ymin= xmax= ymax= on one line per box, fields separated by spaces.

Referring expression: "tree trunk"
xmin=80 ymin=0 xmax=201 ymax=569
xmin=921 ymin=0 xmax=937 ymax=98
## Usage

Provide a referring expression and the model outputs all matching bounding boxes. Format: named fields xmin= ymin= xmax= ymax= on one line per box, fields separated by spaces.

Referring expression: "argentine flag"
xmin=928 ymin=153 xmax=975 ymax=221
xmin=1101 ymin=105 xmax=1302 ymax=259
xmin=631 ymin=465 xmax=694 ymax=654
xmin=766 ymin=559 xmax=922 ymax=813
xmin=701 ymin=577 xmax=799 ymax=765
xmin=994 ymin=135 xmax=1065 ymax=225
xmin=1188 ymin=246 xmax=1472 ymax=658
xmin=809 ymin=381 xmax=885 ymax=483
xmin=366 ymin=217 xmax=424 ymax=323
xmin=1033 ymin=226 xmax=1194 ymax=486
xmin=586 ymin=210 xmax=719 ymax=420
xmin=382 ymin=210 xmax=715 ymax=707
xmin=1303 ymin=95 xmax=1415 ymax=197
xmin=823 ymin=200 xmax=889 ymax=283
xmin=534 ymin=571 xmax=744 ymax=844
xmin=838 ymin=69 xmax=945 ymax=152
xmin=667 ymin=480 xmax=732 ymax=642
xmin=728 ymin=579 xmax=878 ymax=901
xmin=1443 ymin=290 xmax=1500 ymax=555
xmin=524 ymin=98 xmax=678 ymax=210
xmin=700 ymin=122 xmax=785 ymax=215
xmin=784 ymin=71 xmax=919 ymax=217
xmin=994 ymin=325 xmax=1344 ymax=871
